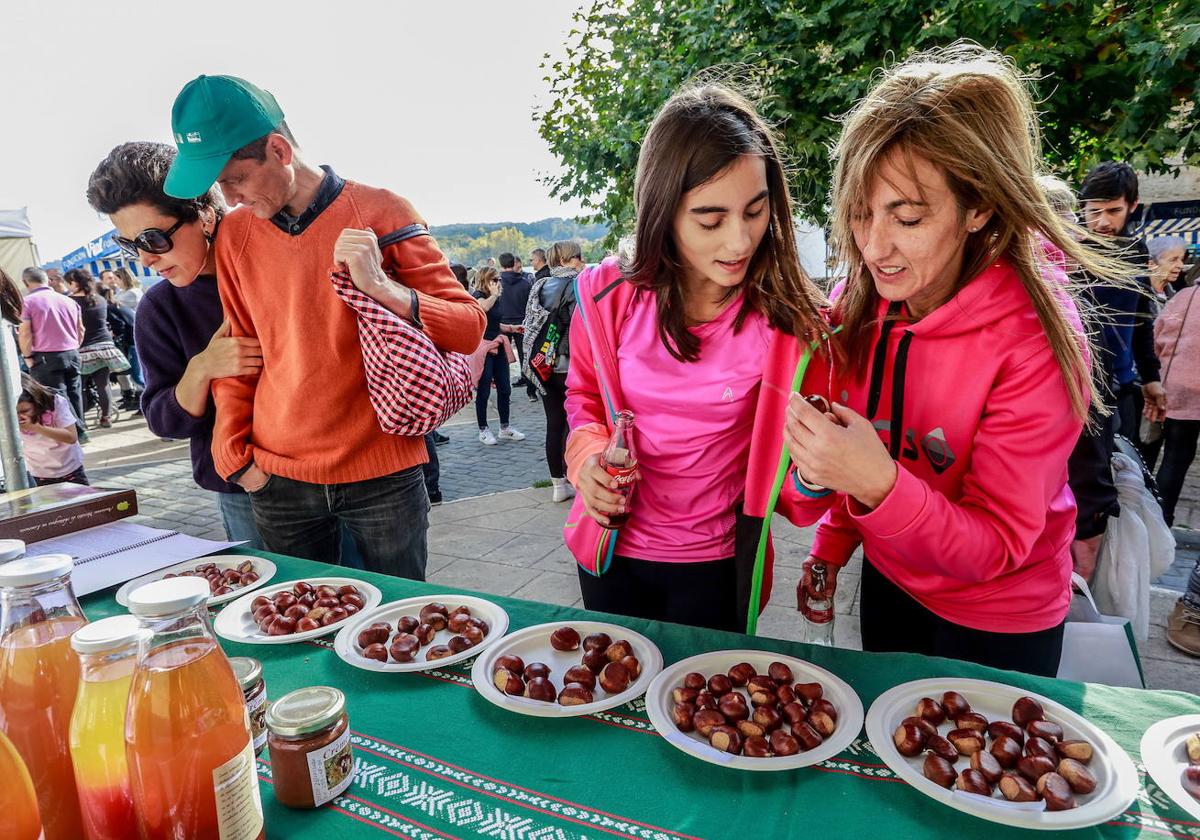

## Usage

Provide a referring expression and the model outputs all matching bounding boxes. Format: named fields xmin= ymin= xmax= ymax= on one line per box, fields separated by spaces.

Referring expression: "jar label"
xmin=246 ymin=689 xmax=268 ymax=753
xmin=212 ymin=740 xmax=264 ymax=840
xmin=306 ymin=726 xmax=354 ymax=807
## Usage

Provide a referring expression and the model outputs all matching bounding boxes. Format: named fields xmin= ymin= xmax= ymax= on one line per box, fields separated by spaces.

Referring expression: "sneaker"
xmin=552 ymin=479 xmax=576 ymax=503
xmin=78 ymin=430 xmax=91 ymax=445
xmin=99 ymin=416 xmax=113 ymax=429
xmin=528 ymin=394 xmax=539 ymax=403
xmin=1166 ymin=599 xmax=1200 ymax=657
xmin=479 ymin=428 xmax=498 ymax=446
xmin=427 ymin=490 xmax=443 ymax=505
xmin=432 ymin=431 xmax=450 ymax=446
xmin=498 ymin=426 xmax=526 ymax=441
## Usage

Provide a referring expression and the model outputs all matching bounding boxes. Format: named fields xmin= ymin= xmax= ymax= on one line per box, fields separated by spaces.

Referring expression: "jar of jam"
xmin=230 ymin=658 xmax=268 ymax=755
xmin=265 ymin=686 xmax=353 ymax=809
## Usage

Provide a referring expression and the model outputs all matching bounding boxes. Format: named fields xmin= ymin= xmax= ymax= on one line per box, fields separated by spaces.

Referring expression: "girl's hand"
xmin=576 ymin=454 xmax=631 ymax=527
xmin=784 ymin=393 xmax=897 ymax=509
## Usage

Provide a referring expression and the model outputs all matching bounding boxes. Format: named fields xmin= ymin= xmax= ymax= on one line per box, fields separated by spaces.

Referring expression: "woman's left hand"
xmin=783 ymin=393 xmax=898 ymax=509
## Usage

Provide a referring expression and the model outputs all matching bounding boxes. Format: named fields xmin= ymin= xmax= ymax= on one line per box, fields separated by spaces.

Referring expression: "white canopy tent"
xmin=0 ymin=208 xmax=39 ymax=283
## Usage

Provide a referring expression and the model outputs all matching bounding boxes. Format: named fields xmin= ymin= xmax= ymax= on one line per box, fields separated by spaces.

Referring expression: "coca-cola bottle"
xmin=600 ymin=410 xmax=638 ymax=530
xmin=801 ymin=562 xmax=834 ymax=646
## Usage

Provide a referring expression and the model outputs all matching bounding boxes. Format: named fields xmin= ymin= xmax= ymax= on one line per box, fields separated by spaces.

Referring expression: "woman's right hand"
xmin=201 ymin=319 xmax=263 ymax=379
xmin=577 ymin=454 xmax=629 ymax=527
xmin=797 ymin=555 xmax=839 ymax=620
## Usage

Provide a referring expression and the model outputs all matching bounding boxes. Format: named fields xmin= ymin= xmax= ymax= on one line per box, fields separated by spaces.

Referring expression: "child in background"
xmin=17 ymin=376 xmax=89 ymax=485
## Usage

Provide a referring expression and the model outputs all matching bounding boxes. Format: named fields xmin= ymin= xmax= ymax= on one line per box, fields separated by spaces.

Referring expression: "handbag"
xmin=1056 ymin=573 xmax=1145 ymax=688
xmin=330 ymin=225 xmax=475 ymax=437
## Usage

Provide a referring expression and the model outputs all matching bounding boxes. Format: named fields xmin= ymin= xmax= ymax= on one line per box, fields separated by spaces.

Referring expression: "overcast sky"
xmin=2 ymin=0 xmax=588 ymax=261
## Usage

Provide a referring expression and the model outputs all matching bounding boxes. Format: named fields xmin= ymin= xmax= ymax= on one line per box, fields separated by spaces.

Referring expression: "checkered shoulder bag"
xmin=329 ymin=225 xmax=474 ymax=437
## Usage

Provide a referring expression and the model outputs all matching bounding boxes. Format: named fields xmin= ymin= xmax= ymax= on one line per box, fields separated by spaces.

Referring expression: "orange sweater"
xmin=212 ymin=180 xmax=485 ymax=485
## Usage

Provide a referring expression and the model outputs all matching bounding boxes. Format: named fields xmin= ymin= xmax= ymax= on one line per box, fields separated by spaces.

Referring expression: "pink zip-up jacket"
xmin=748 ymin=257 xmax=1085 ymax=634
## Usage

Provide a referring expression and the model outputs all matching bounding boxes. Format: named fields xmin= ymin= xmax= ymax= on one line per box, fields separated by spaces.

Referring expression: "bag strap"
xmin=1069 ymin=572 xmax=1105 ymax=622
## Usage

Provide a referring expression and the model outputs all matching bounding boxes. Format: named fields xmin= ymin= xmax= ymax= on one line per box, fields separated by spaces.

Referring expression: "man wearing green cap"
xmin=165 ymin=74 xmax=484 ymax=579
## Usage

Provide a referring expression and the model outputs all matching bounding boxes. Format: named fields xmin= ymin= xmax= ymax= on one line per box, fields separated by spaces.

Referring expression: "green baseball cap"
xmin=164 ymin=75 xmax=285 ymax=198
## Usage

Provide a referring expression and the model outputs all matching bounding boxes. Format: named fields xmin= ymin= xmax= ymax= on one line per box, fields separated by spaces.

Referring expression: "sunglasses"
xmin=114 ymin=219 xmax=186 ymax=258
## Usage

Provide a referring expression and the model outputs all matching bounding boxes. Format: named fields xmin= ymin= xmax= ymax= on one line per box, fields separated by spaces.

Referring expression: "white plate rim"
xmin=643 ymin=649 xmax=865 ymax=771
xmin=1140 ymin=713 xmax=1200 ymax=821
xmin=332 ymin=594 xmax=510 ymax=673
xmin=470 ymin=620 xmax=663 ymax=718
xmin=213 ymin=576 xmax=382 ymax=645
xmin=865 ymin=676 xmax=1140 ymax=831
xmin=115 ymin=554 xmax=276 ymax=608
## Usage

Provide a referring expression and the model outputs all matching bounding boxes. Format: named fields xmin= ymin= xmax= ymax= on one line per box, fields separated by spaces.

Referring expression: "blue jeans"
xmin=216 ymin=491 xmax=265 ymax=550
xmin=246 ymin=466 xmax=429 ymax=580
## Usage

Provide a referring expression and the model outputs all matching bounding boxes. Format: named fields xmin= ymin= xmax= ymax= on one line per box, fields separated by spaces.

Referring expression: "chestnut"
xmin=341 ymin=593 xmax=365 ymax=611
xmin=682 ymin=672 xmax=706 ymax=691
xmin=1055 ymin=739 xmax=1094 ymax=764
xmin=268 ymin=616 xmax=296 ymax=635
xmin=342 ymin=604 xmax=360 ymax=616
xmin=447 ymin=635 xmax=473 ymax=654
xmin=322 ymin=607 xmax=349 ymax=626
xmin=493 ymin=668 xmax=524 ymax=696
xmin=550 ymin=626 xmax=581 ymax=651
xmin=619 ymin=655 xmax=641 ymax=680
xmin=239 ymin=572 xmax=260 ymax=586
xmin=794 ymin=682 xmax=823 ymax=704
xmin=672 ymin=702 xmax=695 ymax=732
xmin=1036 ymin=772 xmax=1077 ymax=811
xmin=925 ymin=734 xmax=958 ymax=764
xmin=305 ymin=607 xmax=329 ymax=624
xmin=447 ymin=613 xmax=471 ymax=633
xmin=297 ymin=591 xmax=317 ymax=608
xmin=412 ymin=623 xmax=436 ymax=645
xmin=915 ymin=697 xmax=946 ymax=726
xmin=948 ymin=729 xmax=985 ymax=756
xmin=315 ymin=596 xmax=340 ymax=609
xmin=941 ymin=691 xmax=971 ymax=719
xmin=462 ymin=625 xmax=486 ymax=646
xmin=389 ymin=634 xmax=420 ymax=662
xmin=781 ymin=701 xmax=807 ymax=727
xmin=707 ymin=674 xmax=734 ymax=697
xmin=397 ymin=615 xmax=420 ymax=634
xmin=747 ymin=674 xmax=777 ymax=694
xmin=672 ymin=686 xmax=699 ymax=705
xmin=357 ymin=626 xmax=391 ymax=648
xmin=775 ymin=684 xmax=797 ymax=707
xmin=902 ymin=716 xmax=937 ymax=741
xmin=524 ymin=677 xmax=556 ymax=702
xmin=237 ymin=561 xmax=255 ymax=574
xmin=251 ymin=595 xmax=272 ymax=611
xmin=956 ymin=768 xmax=992 ymax=797
xmin=808 ymin=699 xmax=838 ymax=737
xmin=316 ymin=585 xmax=339 ymax=599
xmin=494 ymin=654 xmax=524 ymax=674
xmin=971 ymin=749 xmax=1003 ymax=784
xmin=252 ymin=604 xmax=277 ymax=624
xmin=717 ymin=692 xmax=750 ymax=722
xmin=1056 ymin=758 xmax=1096 ymax=794
xmin=1187 ymin=733 xmax=1200 ymax=765
xmin=566 ymin=666 xmax=597 ymax=692
xmin=1012 ymin=696 xmax=1045 ymax=727
xmin=581 ymin=649 xmax=608 ymax=674
xmin=466 ymin=617 xmax=489 ymax=634
xmin=894 ymin=723 xmax=928 ymax=757
xmin=709 ymin=725 xmax=743 ymax=755
xmin=338 ymin=585 xmax=361 ymax=598
xmin=744 ymin=736 xmax=772 ymax=758
xmin=296 ymin=616 xmax=321 ymax=633
xmin=583 ymin=632 xmax=613 ymax=652
xmin=924 ymin=754 xmax=958 ymax=788
xmin=1025 ymin=736 xmax=1055 ymax=759
xmin=1026 ymin=720 xmax=1064 ymax=743
xmin=769 ymin=730 xmax=801 ymax=757
xmin=419 ymin=602 xmax=449 ymax=623
xmin=999 ymin=772 xmax=1038 ymax=802
xmin=749 ymin=685 xmax=776 ymax=708
xmin=1017 ymin=754 xmax=1055 ymax=783
xmin=792 ymin=721 xmax=823 ymax=751
xmin=694 ymin=691 xmax=718 ymax=710
xmin=736 ymin=720 xmax=766 ymax=740
xmin=767 ymin=662 xmax=794 ymax=684
xmin=752 ymin=705 xmax=783 ymax=733
xmin=605 ymin=640 xmax=634 ymax=662
xmin=954 ymin=712 xmax=988 ymax=733
xmin=293 ymin=581 xmax=314 ymax=597
xmin=1182 ymin=766 xmax=1200 ymax=800
xmin=420 ymin=610 xmax=448 ymax=632
xmin=727 ymin=662 xmax=756 ymax=687
xmin=449 ymin=605 xmax=471 ymax=619
xmin=222 ymin=568 xmax=242 ymax=582
xmin=273 ymin=592 xmax=297 ymax=610
xmin=693 ymin=709 xmax=726 ymax=738
xmin=284 ymin=604 xmax=308 ymax=621
xmin=362 ymin=642 xmax=388 ymax=662
xmin=557 ymin=683 xmax=594 ymax=706
xmin=598 ymin=661 xmax=632 ymax=694
xmin=213 ymin=585 xmax=233 ymax=597
xmin=523 ymin=662 xmax=552 ymax=682
xmin=990 ymin=735 xmax=1022 ymax=769
xmin=987 ymin=720 xmax=1025 ymax=745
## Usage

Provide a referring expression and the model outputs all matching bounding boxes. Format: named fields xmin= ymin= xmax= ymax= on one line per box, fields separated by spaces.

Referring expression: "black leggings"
xmin=577 ymin=555 xmax=740 ymax=631
xmin=542 ymin=372 xmax=569 ymax=479
xmin=86 ymin=368 xmax=112 ymax=418
xmin=474 ymin=351 xmax=511 ymax=428
xmin=1156 ymin=418 xmax=1200 ymax=526
xmin=859 ymin=561 xmax=1065 ymax=677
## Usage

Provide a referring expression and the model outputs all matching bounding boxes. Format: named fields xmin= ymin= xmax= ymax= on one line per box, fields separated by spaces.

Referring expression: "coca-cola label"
xmin=604 ymin=462 xmax=638 ymax=488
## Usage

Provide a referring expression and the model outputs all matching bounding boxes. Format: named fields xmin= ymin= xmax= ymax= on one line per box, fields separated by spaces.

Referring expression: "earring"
xmin=203 ymin=229 xmax=215 ymax=243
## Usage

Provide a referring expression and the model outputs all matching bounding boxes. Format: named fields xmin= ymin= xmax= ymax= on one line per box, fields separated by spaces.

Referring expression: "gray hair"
xmin=1148 ymin=235 xmax=1188 ymax=261
xmin=21 ymin=267 xmax=48 ymax=285
xmin=1036 ymin=175 xmax=1077 ymax=217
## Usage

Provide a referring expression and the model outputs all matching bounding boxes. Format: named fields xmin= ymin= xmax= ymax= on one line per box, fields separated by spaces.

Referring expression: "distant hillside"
xmin=430 ymin=217 xmax=609 ymax=266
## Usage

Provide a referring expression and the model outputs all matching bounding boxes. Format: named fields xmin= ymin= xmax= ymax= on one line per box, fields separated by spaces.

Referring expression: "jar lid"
xmin=0 ymin=540 xmax=25 ymax=563
xmin=127 ymin=577 xmax=209 ymax=616
xmin=229 ymin=656 xmax=263 ymax=690
xmin=266 ymin=686 xmax=345 ymax=738
xmin=0 ymin=553 xmax=73 ymax=588
xmin=70 ymin=615 xmax=144 ymax=654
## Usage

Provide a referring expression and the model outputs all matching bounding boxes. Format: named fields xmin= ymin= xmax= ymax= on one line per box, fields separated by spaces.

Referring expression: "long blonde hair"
xmin=474 ymin=266 xmax=499 ymax=295
xmin=830 ymin=42 xmax=1130 ymax=421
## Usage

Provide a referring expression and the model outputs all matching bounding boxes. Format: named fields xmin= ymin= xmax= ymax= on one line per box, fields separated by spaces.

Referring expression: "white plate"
xmin=333 ymin=595 xmax=509 ymax=673
xmin=470 ymin=621 xmax=663 ymax=717
xmin=644 ymin=649 xmax=864 ymax=771
xmin=1140 ymin=714 xmax=1200 ymax=820
xmin=115 ymin=555 xmax=276 ymax=608
xmin=213 ymin=576 xmax=382 ymax=645
xmin=865 ymin=677 xmax=1139 ymax=830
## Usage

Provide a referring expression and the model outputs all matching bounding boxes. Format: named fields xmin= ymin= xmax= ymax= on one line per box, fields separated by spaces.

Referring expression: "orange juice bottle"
xmin=0 ymin=727 xmax=42 ymax=840
xmin=126 ymin=577 xmax=264 ymax=840
xmin=69 ymin=615 xmax=143 ymax=839
xmin=0 ymin=553 xmax=87 ymax=840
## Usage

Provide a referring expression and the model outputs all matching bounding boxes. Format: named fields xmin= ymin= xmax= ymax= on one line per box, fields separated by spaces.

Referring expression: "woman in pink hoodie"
xmin=771 ymin=45 xmax=1129 ymax=676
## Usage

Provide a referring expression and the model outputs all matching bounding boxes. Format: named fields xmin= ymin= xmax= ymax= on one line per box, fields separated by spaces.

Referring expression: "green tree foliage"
xmin=538 ymin=0 xmax=1200 ymax=237
xmin=432 ymin=217 xmax=610 ymax=265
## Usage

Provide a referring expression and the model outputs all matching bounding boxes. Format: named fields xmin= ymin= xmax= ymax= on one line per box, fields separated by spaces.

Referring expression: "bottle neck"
xmin=136 ymin=603 xmax=216 ymax=664
xmin=0 ymin=575 xmax=86 ymax=638
xmin=78 ymin=645 xmax=139 ymax=683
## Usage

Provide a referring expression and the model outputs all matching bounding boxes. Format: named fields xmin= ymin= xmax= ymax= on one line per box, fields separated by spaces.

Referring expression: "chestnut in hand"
xmin=767 ymin=662 xmax=794 ymax=684
xmin=1056 ymin=758 xmax=1096 ymax=795
xmin=583 ymin=632 xmax=613 ymax=652
xmin=744 ymin=736 xmax=772 ymax=758
xmin=709 ymin=725 xmax=743 ymax=755
xmin=926 ymin=735 xmax=959 ymax=764
xmin=523 ymin=662 xmax=552 ymax=682
xmin=599 ymin=661 xmax=632 ymax=694
xmin=524 ymin=677 xmax=557 ymax=702
xmin=707 ymin=674 xmax=734 ymax=697
xmin=727 ymin=662 xmax=756 ymax=687
xmin=605 ymin=640 xmax=634 ymax=662
xmin=389 ymin=634 xmax=420 ymax=663
xmin=682 ymin=672 xmax=707 ymax=692
xmin=808 ymin=699 xmax=838 ymax=737
xmin=1012 ymin=696 xmax=1045 ymax=727
xmin=987 ymin=720 xmax=1025 ymax=745
xmin=956 ymin=768 xmax=992 ymax=797
xmin=672 ymin=702 xmax=695 ymax=732
xmin=558 ymin=683 xmax=594 ymax=706
xmin=550 ymin=626 xmax=581 ymax=651
xmin=999 ymin=773 xmax=1038 ymax=802
xmin=494 ymin=654 xmax=524 ymax=675
xmin=1017 ymin=754 xmax=1056 ymax=783
xmin=1055 ymin=740 xmax=1094 ymax=764
xmin=990 ymin=735 xmax=1022 ymax=769
xmin=693 ymin=709 xmax=726 ymax=738
xmin=894 ymin=723 xmax=928 ymax=757
xmin=1026 ymin=720 xmax=1064 ymax=743
xmin=924 ymin=754 xmax=958 ymax=788
xmin=971 ymin=750 xmax=1003 ymax=785
xmin=941 ymin=691 xmax=971 ymax=719
xmin=948 ymin=729 xmax=985 ymax=756
xmin=915 ymin=697 xmax=946 ymax=726
xmin=794 ymin=682 xmax=823 ymax=704
xmin=397 ymin=615 xmax=420 ymax=634
xmin=581 ymin=649 xmax=608 ymax=674
xmin=494 ymin=668 xmax=524 ymax=696
xmin=1036 ymin=772 xmax=1077 ymax=811
xmin=769 ymin=730 xmax=801 ymax=757
xmin=361 ymin=642 xmax=388 ymax=663
xmin=717 ymin=692 xmax=750 ymax=722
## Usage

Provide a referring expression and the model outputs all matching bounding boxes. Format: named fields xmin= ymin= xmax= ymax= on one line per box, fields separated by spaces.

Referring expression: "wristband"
xmin=791 ymin=465 xmax=832 ymax=499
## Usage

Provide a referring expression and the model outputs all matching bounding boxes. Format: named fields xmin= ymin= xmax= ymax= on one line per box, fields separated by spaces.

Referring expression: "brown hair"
xmin=18 ymin=375 xmax=57 ymax=419
xmin=0 ymin=268 xmax=22 ymax=325
xmin=830 ymin=42 xmax=1131 ymax=421
xmin=626 ymin=83 xmax=827 ymax=362
xmin=114 ymin=266 xmax=139 ymax=291
xmin=232 ymin=121 xmax=298 ymax=162
xmin=474 ymin=266 xmax=500 ymax=295
xmin=548 ymin=240 xmax=582 ymax=268
xmin=64 ymin=268 xmax=98 ymax=306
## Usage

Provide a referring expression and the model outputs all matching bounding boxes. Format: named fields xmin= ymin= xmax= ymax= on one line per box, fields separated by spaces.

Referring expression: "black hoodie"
xmin=498 ymin=270 xmax=532 ymax=323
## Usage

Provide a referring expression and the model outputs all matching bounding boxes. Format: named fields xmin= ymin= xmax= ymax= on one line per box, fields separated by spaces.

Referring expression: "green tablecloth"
xmin=81 ymin=550 xmax=1200 ymax=840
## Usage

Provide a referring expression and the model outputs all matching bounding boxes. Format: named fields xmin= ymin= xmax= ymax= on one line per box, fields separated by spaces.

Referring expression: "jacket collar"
xmin=270 ymin=165 xmax=345 ymax=236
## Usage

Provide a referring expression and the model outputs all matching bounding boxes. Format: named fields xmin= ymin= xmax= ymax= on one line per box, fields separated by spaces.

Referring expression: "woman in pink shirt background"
xmin=17 ymin=376 xmax=88 ymax=486
xmin=564 ymin=83 xmax=828 ymax=630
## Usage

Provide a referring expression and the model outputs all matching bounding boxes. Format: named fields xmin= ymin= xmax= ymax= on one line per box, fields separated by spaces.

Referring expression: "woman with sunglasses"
xmin=86 ymin=141 xmax=265 ymax=547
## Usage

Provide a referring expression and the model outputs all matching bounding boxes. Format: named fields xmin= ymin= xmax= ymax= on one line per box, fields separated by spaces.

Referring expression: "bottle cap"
xmin=70 ymin=615 xmax=145 ymax=654
xmin=0 ymin=540 xmax=25 ymax=563
xmin=0 ymin=553 xmax=73 ymax=588
xmin=229 ymin=656 xmax=264 ymax=691
xmin=266 ymin=686 xmax=345 ymax=738
xmin=127 ymin=576 xmax=210 ymax=616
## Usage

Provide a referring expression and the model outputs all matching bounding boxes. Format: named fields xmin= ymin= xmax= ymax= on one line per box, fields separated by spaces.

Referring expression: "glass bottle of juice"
xmin=0 ymin=727 xmax=43 ymax=840
xmin=69 ymin=615 xmax=144 ymax=839
xmin=126 ymin=577 xmax=265 ymax=840
xmin=0 ymin=553 xmax=87 ymax=840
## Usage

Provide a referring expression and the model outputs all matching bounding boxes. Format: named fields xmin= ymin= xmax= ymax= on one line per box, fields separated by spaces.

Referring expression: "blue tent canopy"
xmin=59 ymin=229 xmax=159 ymax=282
xmin=1134 ymin=200 xmax=1200 ymax=249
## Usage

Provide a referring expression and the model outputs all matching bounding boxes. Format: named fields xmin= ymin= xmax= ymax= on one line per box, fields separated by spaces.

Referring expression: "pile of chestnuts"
xmin=356 ymin=602 xmax=490 ymax=663
xmin=670 ymin=661 xmax=837 ymax=758
xmin=491 ymin=626 xmax=641 ymax=706
xmin=1182 ymin=732 xmax=1200 ymax=801
xmin=165 ymin=560 xmax=260 ymax=596
xmin=893 ymin=692 xmax=1098 ymax=810
xmin=249 ymin=582 xmax=365 ymax=636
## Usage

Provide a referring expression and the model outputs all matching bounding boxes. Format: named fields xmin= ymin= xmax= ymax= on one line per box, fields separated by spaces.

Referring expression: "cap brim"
xmin=163 ymin=152 xmax=232 ymax=199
